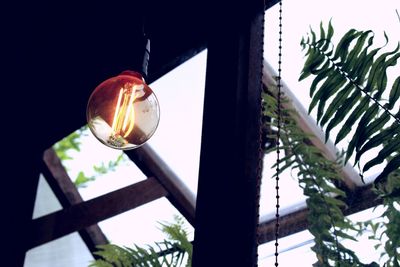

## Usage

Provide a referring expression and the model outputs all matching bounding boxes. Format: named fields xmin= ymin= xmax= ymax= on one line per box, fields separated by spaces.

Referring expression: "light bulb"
xmin=87 ymin=71 xmax=160 ymax=150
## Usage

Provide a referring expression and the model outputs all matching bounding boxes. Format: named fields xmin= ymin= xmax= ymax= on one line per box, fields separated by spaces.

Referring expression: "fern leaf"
xmin=315 ymin=72 xmax=347 ymax=122
xmin=356 ymin=111 xmax=391 ymax=151
xmin=365 ymin=43 xmax=400 ymax=94
xmin=363 ymin=137 xmax=400 ymax=173
xmin=300 ymin=48 xmax=327 ymax=81
xmin=262 ymin=84 xmax=365 ymax=266
xmin=301 ymin=21 xmax=400 ymax=186
xmin=91 ymin=216 xmax=192 ymax=267
xmin=375 ymin=154 xmax=400 ymax=191
xmin=344 ymin=104 xmax=386 ymax=163
xmin=334 ymin=92 xmax=365 ymax=145
xmin=388 ymin=76 xmax=400 ymax=110
xmin=356 ymin=123 xmax=400 ymax=163
xmin=331 ymin=29 xmax=361 ymax=62
xmin=341 ymin=31 xmax=373 ymax=73
xmin=320 ymin=83 xmax=353 ymax=128
xmin=308 ymin=62 xmax=331 ymax=95
xmin=89 ymin=259 xmax=113 ymax=267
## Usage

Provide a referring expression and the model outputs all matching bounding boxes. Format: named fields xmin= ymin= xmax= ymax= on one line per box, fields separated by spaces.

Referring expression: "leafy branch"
xmin=360 ymin=170 xmax=400 ymax=267
xmin=300 ymin=20 xmax=400 ymax=190
xmin=90 ymin=215 xmax=192 ymax=267
xmin=262 ymin=90 xmax=373 ymax=266
xmin=299 ymin=20 xmax=400 ymax=266
xmin=53 ymin=126 xmax=128 ymax=188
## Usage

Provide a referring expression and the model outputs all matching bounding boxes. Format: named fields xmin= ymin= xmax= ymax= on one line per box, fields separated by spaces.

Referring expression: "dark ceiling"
xmin=4 ymin=0 xmax=278 ymax=152
xmin=5 ymin=1 xmax=208 ymax=152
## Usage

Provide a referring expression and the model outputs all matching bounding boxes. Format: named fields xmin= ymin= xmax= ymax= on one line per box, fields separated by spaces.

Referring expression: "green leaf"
xmin=308 ymin=62 xmax=331 ymax=96
xmin=315 ymin=71 xmax=347 ymax=122
xmin=335 ymin=231 xmax=358 ymax=242
xmin=316 ymin=21 xmax=326 ymax=47
xmin=300 ymin=49 xmax=327 ymax=81
xmin=323 ymin=90 xmax=359 ymax=143
xmin=320 ymin=20 xmax=334 ymax=52
xmin=74 ymin=171 xmax=95 ymax=188
xmin=334 ymin=93 xmax=366 ymax=146
xmin=363 ymin=136 xmax=400 ymax=173
xmin=332 ymin=29 xmax=360 ymax=62
xmin=355 ymin=111 xmax=391 ymax=152
xmin=364 ymin=43 xmax=400 ymax=94
xmin=320 ymin=84 xmax=354 ymax=129
xmin=341 ymin=30 xmax=373 ymax=73
xmin=356 ymin=123 xmax=400 ymax=163
xmin=374 ymin=154 xmax=400 ymax=186
xmin=324 ymin=196 xmax=347 ymax=207
xmin=388 ymin=76 xmax=400 ymax=110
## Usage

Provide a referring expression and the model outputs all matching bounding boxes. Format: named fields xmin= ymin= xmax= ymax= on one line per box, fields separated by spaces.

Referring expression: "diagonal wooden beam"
xmin=28 ymin=177 xmax=168 ymax=250
xmin=262 ymin=60 xmax=359 ymax=190
xmin=41 ymin=148 xmax=108 ymax=255
xmin=258 ymin=185 xmax=381 ymax=244
xmin=125 ymin=145 xmax=196 ymax=226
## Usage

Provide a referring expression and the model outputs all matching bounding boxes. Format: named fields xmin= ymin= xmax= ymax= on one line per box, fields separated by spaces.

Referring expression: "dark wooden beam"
xmin=3 ymin=154 xmax=41 ymax=267
xmin=28 ymin=177 xmax=168 ymax=249
xmin=258 ymin=185 xmax=382 ymax=244
xmin=265 ymin=0 xmax=280 ymax=10
xmin=41 ymin=148 xmax=108 ymax=256
xmin=125 ymin=145 xmax=196 ymax=226
xmin=192 ymin=1 xmax=265 ymax=266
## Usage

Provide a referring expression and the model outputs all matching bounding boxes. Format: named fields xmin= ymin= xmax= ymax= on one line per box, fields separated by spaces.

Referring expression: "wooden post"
xmin=4 ymin=154 xmax=41 ymax=267
xmin=192 ymin=1 xmax=265 ymax=266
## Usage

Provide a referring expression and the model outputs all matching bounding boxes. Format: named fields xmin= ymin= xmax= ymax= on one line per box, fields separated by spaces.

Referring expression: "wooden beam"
xmin=41 ymin=148 xmax=108 ymax=256
xmin=28 ymin=177 xmax=168 ymax=249
xmin=125 ymin=145 xmax=196 ymax=226
xmin=4 ymin=154 xmax=41 ymax=267
xmin=258 ymin=185 xmax=382 ymax=244
xmin=262 ymin=60 xmax=359 ymax=190
xmin=265 ymin=0 xmax=280 ymax=10
xmin=192 ymin=1 xmax=264 ymax=266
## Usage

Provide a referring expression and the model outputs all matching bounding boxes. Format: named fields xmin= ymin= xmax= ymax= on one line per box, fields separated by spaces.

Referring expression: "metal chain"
xmin=275 ymin=0 xmax=283 ymax=266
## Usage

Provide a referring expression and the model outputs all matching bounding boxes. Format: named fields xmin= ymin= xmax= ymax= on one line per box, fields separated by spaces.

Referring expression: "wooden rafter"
xmin=258 ymin=185 xmax=381 ymax=244
xmin=125 ymin=145 xmax=196 ymax=226
xmin=28 ymin=176 xmax=167 ymax=250
xmin=41 ymin=148 xmax=108 ymax=256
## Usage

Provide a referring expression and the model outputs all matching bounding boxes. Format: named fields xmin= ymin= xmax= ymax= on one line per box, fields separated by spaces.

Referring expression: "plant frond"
xmin=300 ymin=21 xmax=400 ymax=187
xmin=262 ymin=87 xmax=366 ymax=266
xmin=90 ymin=216 xmax=192 ymax=267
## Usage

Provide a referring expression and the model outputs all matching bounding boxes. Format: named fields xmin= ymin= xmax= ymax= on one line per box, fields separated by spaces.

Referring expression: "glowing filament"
xmin=111 ymin=87 xmax=136 ymax=138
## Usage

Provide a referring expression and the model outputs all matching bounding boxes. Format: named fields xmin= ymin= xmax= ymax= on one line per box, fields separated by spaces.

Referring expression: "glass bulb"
xmin=87 ymin=71 xmax=160 ymax=150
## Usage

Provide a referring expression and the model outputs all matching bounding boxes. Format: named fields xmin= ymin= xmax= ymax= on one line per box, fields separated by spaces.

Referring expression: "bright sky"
xmin=26 ymin=1 xmax=400 ymax=266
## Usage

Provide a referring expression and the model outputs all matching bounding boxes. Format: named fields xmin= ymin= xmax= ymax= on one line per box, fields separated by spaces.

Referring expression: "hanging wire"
xmin=274 ymin=0 xmax=283 ymax=266
xmin=141 ymin=13 xmax=151 ymax=79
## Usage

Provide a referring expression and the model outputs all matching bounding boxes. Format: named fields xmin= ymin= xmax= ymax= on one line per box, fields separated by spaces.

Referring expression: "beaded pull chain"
xmin=274 ymin=0 xmax=283 ymax=266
